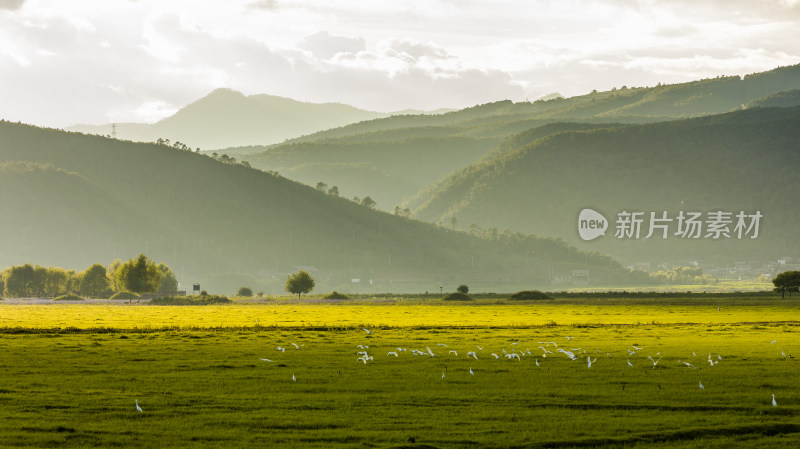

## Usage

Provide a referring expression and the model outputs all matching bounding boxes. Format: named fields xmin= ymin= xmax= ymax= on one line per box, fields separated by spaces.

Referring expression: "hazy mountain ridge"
xmin=236 ymin=64 xmax=800 ymax=215
xmin=66 ymin=88 xmax=393 ymax=150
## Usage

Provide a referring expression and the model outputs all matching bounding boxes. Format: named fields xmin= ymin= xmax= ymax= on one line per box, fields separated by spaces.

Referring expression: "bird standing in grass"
xmin=292 ymin=374 xmax=296 ymax=382
xmin=135 ymin=399 xmax=142 ymax=413
xmin=772 ymin=394 xmax=777 ymax=407
xmin=469 ymin=367 xmax=474 ymax=376
xmin=699 ymin=381 xmax=704 ymax=390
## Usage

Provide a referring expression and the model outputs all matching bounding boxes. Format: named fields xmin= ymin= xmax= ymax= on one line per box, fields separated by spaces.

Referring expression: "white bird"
xmin=587 ymin=357 xmax=596 ymax=368
xmin=476 ymin=345 xmax=484 ymax=351
xmin=699 ymin=381 xmax=704 ymax=390
xmin=426 ymin=347 xmax=435 ymax=357
xmin=276 ymin=346 xmax=286 ymax=352
xmin=771 ymin=340 xmax=777 ymax=344
xmin=387 ymin=351 xmax=398 ymax=357
xmin=772 ymin=394 xmax=777 ymax=407
xmin=538 ymin=346 xmax=553 ymax=355
xmin=135 ymin=399 xmax=142 ymax=413
xmin=679 ymin=360 xmax=696 ymax=369
xmin=292 ymin=374 xmax=296 ymax=381
xmin=469 ymin=367 xmax=474 ymax=376
xmin=781 ymin=350 xmax=787 ymax=357
xmin=491 ymin=353 xmax=499 ymax=359
xmin=259 ymin=358 xmax=272 ymax=362
xmin=512 ymin=342 xmax=519 ymax=346
xmin=565 ymin=336 xmax=573 ymax=341
xmin=506 ymin=353 xmax=521 ymax=361
xmin=627 ymin=349 xmax=637 ymax=356
xmin=717 ymin=355 xmax=722 ymax=361
xmin=535 ymin=358 xmax=540 ymax=367
xmin=631 ymin=345 xmax=642 ymax=351
xmin=441 ymin=371 xmax=446 ymax=380
xmin=467 ymin=351 xmax=478 ymax=360
xmin=627 ymin=359 xmax=633 ymax=367
xmin=356 ymin=344 xmax=368 ymax=350
xmin=437 ymin=343 xmax=449 ymax=347
xmin=692 ymin=352 xmax=696 ymax=357
xmin=291 ymin=342 xmax=299 ymax=349
xmin=449 ymin=350 xmax=458 ymax=356
xmin=363 ymin=328 xmax=371 ymax=335
xmin=647 ymin=356 xmax=661 ymax=368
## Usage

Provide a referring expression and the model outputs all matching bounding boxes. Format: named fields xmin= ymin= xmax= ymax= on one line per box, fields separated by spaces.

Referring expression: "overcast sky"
xmin=1 ymin=0 xmax=799 ymax=127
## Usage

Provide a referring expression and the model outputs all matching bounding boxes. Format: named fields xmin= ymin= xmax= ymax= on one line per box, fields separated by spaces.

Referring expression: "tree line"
xmin=0 ymin=254 xmax=177 ymax=299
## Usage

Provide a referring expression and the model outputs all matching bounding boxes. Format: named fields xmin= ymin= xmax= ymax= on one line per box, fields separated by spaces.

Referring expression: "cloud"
xmin=0 ymin=0 xmax=24 ymax=10
xmin=297 ymin=31 xmax=366 ymax=59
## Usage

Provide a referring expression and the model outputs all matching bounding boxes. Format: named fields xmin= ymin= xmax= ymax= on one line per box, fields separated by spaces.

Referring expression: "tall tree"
xmin=80 ymin=263 xmax=110 ymax=298
xmin=285 ymin=270 xmax=315 ymax=299
xmin=118 ymin=254 xmax=162 ymax=294
xmin=773 ymin=270 xmax=800 ymax=298
xmin=156 ymin=263 xmax=178 ymax=293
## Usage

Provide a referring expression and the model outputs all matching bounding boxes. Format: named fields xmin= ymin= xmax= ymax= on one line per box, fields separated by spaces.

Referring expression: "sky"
xmin=1 ymin=0 xmax=799 ymax=128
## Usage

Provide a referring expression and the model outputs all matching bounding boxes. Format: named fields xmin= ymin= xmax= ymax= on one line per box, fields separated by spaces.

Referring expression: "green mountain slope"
xmin=238 ymin=63 xmax=800 ymax=212
xmin=0 ymin=120 xmax=632 ymax=293
xmin=66 ymin=88 xmax=391 ymax=150
xmin=409 ymin=107 xmax=800 ymax=265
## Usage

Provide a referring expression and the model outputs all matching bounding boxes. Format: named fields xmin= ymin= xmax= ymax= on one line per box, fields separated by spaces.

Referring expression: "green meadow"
xmin=0 ymin=300 xmax=798 ymax=448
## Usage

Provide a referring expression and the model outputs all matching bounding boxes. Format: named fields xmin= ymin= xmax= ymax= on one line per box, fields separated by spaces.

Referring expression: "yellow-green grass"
xmin=0 ymin=324 xmax=797 ymax=448
xmin=1 ymin=302 xmax=798 ymax=330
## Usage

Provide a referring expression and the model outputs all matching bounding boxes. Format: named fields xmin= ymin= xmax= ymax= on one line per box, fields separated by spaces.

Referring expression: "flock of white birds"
xmin=135 ymin=327 xmax=788 ymax=412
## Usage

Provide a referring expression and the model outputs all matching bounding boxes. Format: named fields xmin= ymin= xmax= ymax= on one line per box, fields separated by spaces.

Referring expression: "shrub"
xmin=110 ymin=291 xmax=140 ymax=300
xmin=509 ymin=290 xmax=553 ymax=300
xmin=442 ymin=292 xmax=473 ymax=301
xmin=237 ymin=287 xmax=253 ymax=297
xmin=53 ymin=293 xmax=84 ymax=301
xmin=150 ymin=295 xmax=231 ymax=305
xmin=324 ymin=291 xmax=349 ymax=300
xmin=457 ymin=284 xmax=469 ymax=294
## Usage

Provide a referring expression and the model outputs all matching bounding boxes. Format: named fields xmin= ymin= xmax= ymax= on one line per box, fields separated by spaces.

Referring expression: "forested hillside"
xmin=0 ymin=121 xmax=633 ymax=293
xmin=408 ymin=106 xmax=800 ymax=265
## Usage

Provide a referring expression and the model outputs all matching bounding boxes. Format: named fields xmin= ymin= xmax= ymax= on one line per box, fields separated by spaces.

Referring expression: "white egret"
xmin=587 ymin=357 xmax=596 ymax=368
xmin=679 ymin=360 xmax=696 ymax=369
xmin=135 ymin=400 xmax=142 ymax=413
xmin=631 ymin=345 xmax=642 ymax=351
xmin=771 ymin=340 xmax=777 ymax=344
xmin=276 ymin=346 xmax=286 ymax=352
xmin=437 ymin=343 xmax=449 ymax=347
xmin=259 ymin=358 xmax=272 ymax=362
xmin=363 ymin=328 xmax=371 ymax=335
xmin=291 ymin=342 xmax=299 ymax=349
xmin=491 ymin=353 xmax=499 ymax=359
xmin=426 ymin=347 xmax=435 ymax=357
xmin=467 ymin=351 xmax=478 ymax=360
xmin=772 ymin=394 xmax=777 ymax=407
xmin=647 ymin=356 xmax=661 ymax=368
xmin=781 ymin=350 xmax=786 ymax=357
xmin=627 ymin=359 xmax=633 ymax=367
xmin=506 ymin=353 xmax=521 ymax=361
xmin=292 ymin=374 xmax=296 ymax=381
xmin=387 ymin=351 xmax=398 ymax=357
xmin=449 ymin=350 xmax=458 ymax=356
xmin=356 ymin=344 xmax=368 ymax=350
xmin=699 ymin=381 xmax=704 ymax=390
xmin=441 ymin=371 xmax=445 ymax=380
xmin=565 ymin=336 xmax=573 ymax=341
xmin=476 ymin=345 xmax=484 ymax=351
xmin=469 ymin=367 xmax=474 ymax=376
xmin=535 ymin=358 xmax=540 ymax=367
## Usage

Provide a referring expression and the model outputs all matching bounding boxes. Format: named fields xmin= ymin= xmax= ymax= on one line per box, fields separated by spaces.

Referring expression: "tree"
xmin=4 ymin=264 xmax=34 ymax=297
xmin=237 ymin=286 xmax=253 ymax=297
xmin=316 ymin=181 xmax=328 ymax=192
xmin=327 ymin=186 xmax=339 ymax=196
xmin=285 ymin=270 xmax=315 ymax=299
xmin=80 ymin=263 xmax=110 ymax=298
xmin=361 ymin=196 xmax=376 ymax=209
xmin=457 ymin=284 xmax=469 ymax=294
xmin=156 ymin=263 xmax=178 ymax=293
xmin=117 ymin=254 xmax=162 ymax=295
xmin=773 ymin=270 xmax=800 ymax=298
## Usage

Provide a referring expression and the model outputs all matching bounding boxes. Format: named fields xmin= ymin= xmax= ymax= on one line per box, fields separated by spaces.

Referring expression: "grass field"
xmin=0 ymin=299 xmax=798 ymax=448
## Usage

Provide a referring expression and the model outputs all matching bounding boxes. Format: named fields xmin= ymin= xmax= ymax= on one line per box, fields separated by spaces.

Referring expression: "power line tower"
xmin=111 ymin=123 xmax=117 ymax=139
